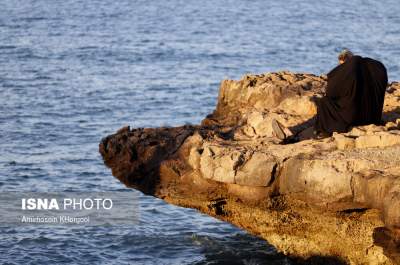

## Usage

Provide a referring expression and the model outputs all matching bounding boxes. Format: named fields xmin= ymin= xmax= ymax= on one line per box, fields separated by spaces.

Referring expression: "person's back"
xmin=271 ymin=50 xmax=388 ymax=141
xmin=314 ymin=52 xmax=388 ymax=134
xmin=356 ymin=57 xmax=388 ymax=125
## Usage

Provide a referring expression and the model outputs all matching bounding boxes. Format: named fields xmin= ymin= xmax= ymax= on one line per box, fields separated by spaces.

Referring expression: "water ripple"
xmin=1 ymin=0 xmax=400 ymax=264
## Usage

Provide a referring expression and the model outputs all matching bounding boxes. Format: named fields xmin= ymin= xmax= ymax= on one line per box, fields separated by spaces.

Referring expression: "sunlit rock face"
xmin=100 ymin=72 xmax=400 ymax=264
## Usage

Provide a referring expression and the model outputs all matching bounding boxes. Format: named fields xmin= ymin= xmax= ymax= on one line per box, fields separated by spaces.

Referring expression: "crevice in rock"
xmin=267 ymin=162 xmax=279 ymax=187
xmin=338 ymin=207 xmax=369 ymax=214
xmin=208 ymin=198 xmax=228 ymax=216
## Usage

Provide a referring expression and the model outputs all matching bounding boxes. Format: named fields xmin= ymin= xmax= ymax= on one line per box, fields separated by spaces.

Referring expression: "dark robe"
xmin=315 ymin=55 xmax=388 ymax=134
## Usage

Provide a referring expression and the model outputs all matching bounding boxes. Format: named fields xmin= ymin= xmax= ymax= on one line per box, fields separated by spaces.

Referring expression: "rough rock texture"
xmin=99 ymin=72 xmax=400 ymax=264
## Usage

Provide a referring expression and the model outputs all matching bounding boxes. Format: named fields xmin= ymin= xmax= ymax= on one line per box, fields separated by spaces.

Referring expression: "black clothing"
xmin=315 ymin=55 xmax=388 ymax=134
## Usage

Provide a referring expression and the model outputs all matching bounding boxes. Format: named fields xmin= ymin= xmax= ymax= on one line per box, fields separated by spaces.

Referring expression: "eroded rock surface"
xmin=100 ymin=72 xmax=400 ymax=264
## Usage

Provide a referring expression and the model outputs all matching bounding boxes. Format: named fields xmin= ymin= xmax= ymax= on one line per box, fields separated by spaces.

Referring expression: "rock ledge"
xmin=100 ymin=72 xmax=400 ymax=264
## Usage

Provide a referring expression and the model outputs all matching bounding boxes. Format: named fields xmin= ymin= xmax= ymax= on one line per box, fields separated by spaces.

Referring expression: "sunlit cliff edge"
xmin=100 ymin=72 xmax=400 ymax=264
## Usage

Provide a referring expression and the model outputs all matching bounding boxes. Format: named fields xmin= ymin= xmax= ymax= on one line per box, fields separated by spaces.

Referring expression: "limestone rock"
xmin=235 ymin=152 xmax=277 ymax=186
xmin=199 ymin=144 xmax=240 ymax=184
xmin=277 ymin=95 xmax=317 ymax=116
xmin=198 ymin=143 xmax=277 ymax=187
xmin=355 ymin=131 xmax=400 ymax=149
xmin=385 ymin=121 xmax=398 ymax=130
xmin=279 ymin=157 xmax=353 ymax=203
xmin=100 ymin=72 xmax=400 ymax=264
xmin=353 ymin=171 xmax=400 ymax=229
xmin=333 ymin=133 xmax=355 ymax=150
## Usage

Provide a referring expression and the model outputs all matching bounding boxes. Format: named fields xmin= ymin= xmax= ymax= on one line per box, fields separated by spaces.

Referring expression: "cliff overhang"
xmin=100 ymin=72 xmax=400 ymax=264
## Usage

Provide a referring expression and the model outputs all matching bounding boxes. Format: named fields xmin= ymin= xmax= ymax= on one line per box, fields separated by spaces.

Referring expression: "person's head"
xmin=338 ymin=49 xmax=354 ymax=64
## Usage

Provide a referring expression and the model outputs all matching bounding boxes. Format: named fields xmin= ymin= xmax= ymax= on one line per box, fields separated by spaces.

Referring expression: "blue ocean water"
xmin=1 ymin=0 xmax=400 ymax=264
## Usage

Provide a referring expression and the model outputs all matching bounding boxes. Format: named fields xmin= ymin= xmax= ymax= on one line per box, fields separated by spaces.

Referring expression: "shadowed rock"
xmin=100 ymin=72 xmax=400 ymax=264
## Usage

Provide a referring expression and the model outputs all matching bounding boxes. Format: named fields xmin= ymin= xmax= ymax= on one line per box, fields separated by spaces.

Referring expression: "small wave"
xmin=0 ymin=45 xmax=17 ymax=50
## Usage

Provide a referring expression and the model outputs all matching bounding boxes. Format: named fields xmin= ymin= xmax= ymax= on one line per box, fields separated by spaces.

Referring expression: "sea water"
xmin=1 ymin=0 xmax=399 ymax=264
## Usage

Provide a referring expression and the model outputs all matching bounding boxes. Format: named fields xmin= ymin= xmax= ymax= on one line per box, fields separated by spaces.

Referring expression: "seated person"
xmin=272 ymin=49 xmax=388 ymax=141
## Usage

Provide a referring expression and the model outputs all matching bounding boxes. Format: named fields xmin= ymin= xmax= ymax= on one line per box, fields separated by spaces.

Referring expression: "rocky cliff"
xmin=99 ymin=72 xmax=400 ymax=264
